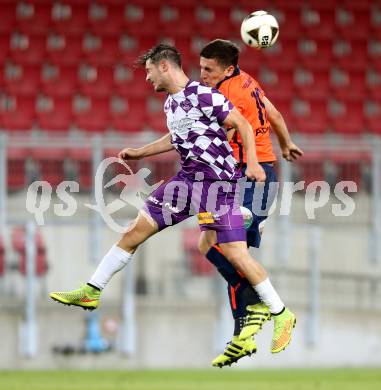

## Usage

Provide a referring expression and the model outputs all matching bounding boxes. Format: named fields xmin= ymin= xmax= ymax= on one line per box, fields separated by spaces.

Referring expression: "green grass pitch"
xmin=0 ymin=369 xmax=380 ymax=390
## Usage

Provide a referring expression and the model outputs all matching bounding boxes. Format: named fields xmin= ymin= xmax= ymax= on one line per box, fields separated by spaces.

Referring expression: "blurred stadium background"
xmin=0 ymin=0 xmax=380 ymax=379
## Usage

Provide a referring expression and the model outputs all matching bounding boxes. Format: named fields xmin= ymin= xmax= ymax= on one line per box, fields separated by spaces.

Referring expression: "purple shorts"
xmin=143 ymin=171 xmax=246 ymax=243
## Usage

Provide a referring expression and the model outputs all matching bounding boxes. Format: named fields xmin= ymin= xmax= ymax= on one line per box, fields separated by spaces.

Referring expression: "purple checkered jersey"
xmin=164 ymin=80 xmax=241 ymax=181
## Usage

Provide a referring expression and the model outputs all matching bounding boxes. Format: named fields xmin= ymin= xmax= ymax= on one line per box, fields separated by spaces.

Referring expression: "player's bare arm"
xmin=263 ymin=96 xmax=304 ymax=162
xmin=224 ymin=107 xmax=266 ymax=182
xmin=119 ymin=133 xmax=174 ymax=161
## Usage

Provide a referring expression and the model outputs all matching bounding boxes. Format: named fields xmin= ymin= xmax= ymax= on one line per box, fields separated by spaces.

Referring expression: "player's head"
xmin=138 ymin=43 xmax=182 ymax=92
xmin=199 ymin=39 xmax=240 ymax=87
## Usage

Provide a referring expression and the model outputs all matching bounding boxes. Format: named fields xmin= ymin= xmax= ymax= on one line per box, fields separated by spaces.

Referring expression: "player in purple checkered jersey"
xmin=49 ymin=45 xmax=294 ymax=361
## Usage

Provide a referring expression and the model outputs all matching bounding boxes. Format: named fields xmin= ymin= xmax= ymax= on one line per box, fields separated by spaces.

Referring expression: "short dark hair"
xmin=200 ymin=39 xmax=240 ymax=68
xmin=137 ymin=43 xmax=182 ymax=68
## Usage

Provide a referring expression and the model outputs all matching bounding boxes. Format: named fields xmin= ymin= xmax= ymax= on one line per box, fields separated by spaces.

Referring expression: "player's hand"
xmin=118 ymin=148 xmax=142 ymax=161
xmin=282 ymin=142 xmax=304 ymax=162
xmin=245 ymin=163 xmax=266 ymax=182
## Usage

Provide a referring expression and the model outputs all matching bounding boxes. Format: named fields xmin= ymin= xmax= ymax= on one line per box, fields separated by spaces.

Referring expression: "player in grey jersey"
xmin=49 ymin=44 xmax=295 ymax=360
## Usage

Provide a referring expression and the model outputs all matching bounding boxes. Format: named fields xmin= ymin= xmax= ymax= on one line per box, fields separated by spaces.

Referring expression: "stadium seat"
xmin=51 ymin=3 xmax=88 ymax=35
xmin=4 ymin=64 xmax=41 ymax=96
xmin=110 ymin=96 xmax=147 ymax=133
xmin=32 ymin=147 xmax=67 ymax=187
xmin=41 ymin=64 xmax=78 ymax=97
xmin=333 ymin=39 xmax=368 ymax=70
xmin=88 ymin=3 xmax=125 ymax=35
xmin=79 ymin=65 xmax=114 ymax=97
xmin=12 ymin=226 xmax=48 ymax=277
xmin=16 ymin=2 xmax=52 ymax=34
xmin=298 ymin=38 xmax=332 ymax=70
xmin=36 ymin=96 xmax=73 ymax=132
xmin=329 ymin=99 xmax=365 ymax=135
xmin=9 ymin=33 xmax=46 ymax=64
xmin=293 ymin=98 xmax=328 ymax=134
xmin=182 ymin=227 xmax=215 ymax=276
xmin=261 ymin=39 xmax=298 ymax=69
xmin=302 ymin=9 xmax=335 ymax=38
xmin=74 ymin=96 xmax=109 ymax=132
xmin=335 ymin=9 xmax=370 ymax=39
xmin=295 ymin=69 xmax=330 ymax=99
xmin=46 ymin=34 xmax=83 ymax=65
xmin=330 ymin=69 xmax=366 ymax=100
xmin=85 ymin=36 xmax=120 ymax=66
xmin=1 ymin=95 xmax=35 ymax=131
xmin=7 ymin=148 xmax=27 ymax=191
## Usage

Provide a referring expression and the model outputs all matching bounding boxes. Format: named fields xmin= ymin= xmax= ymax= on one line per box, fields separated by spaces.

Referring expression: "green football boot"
xmin=50 ymin=284 xmax=100 ymax=310
xmin=238 ymin=303 xmax=271 ymax=340
xmin=271 ymin=308 xmax=296 ymax=353
xmin=212 ymin=336 xmax=257 ymax=368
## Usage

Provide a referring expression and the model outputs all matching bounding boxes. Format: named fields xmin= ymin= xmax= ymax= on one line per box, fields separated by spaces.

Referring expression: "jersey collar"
xmin=216 ymin=66 xmax=241 ymax=89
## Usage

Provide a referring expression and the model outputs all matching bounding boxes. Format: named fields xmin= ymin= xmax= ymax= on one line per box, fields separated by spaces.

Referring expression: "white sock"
xmin=253 ymin=278 xmax=285 ymax=314
xmin=89 ymin=245 xmax=133 ymax=290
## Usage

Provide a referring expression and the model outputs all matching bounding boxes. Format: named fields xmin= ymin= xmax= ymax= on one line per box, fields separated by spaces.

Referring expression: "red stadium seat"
xmin=4 ymin=64 xmax=41 ymax=96
xmin=36 ymin=97 xmax=73 ymax=132
xmin=1 ymin=96 xmax=35 ymax=131
xmin=299 ymin=38 xmax=332 ymax=70
xmin=302 ymin=9 xmax=335 ymax=38
xmin=79 ymin=65 xmax=114 ymax=97
xmin=51 ymin=3 xmax=88 ymax=35
xmin=7 ymin=148 xmax=27 ymax=191
xmin=160 ymin=5 xmax=195 ymax=37
xmin=266 ymin=69 xmax=295 ymax=100
xmin=125 ymin=5 xmax=160 ymax=37
xmin=114 ymin=68 xmax=149 ymax=98
xmin=12 ymin=226 xmax=48 ymax=277
xmin=41 ymin=65 xmax=78 ymax=97
xmin=293 ymin=98 xmax=328 ymax=134
xmin=74 ymin=96 xmax=109 ymax=132
xmin=331 ymin=70 xmax=366 ymax=100
xmin=16 ymin=3 xmax=52 ymax=34
xmin=88 ymin=3 xmax=125 ymax=35
xmin=333 ymin=39 xmax=368 ymax=70
xmin=47 ymin=35 xmax=83 ymax=65
xmin=9 ymin=33 xmax=46 ymax=64
xmin=32 ymin=148 xmax=67 ymax=187
xmin=335 ymin=9 xmax=370 ymax=39
xmin=83 ymin=36 xmax=120 ymax=65
xmin=295 ymin=69 xmax=330 ymax=99
xmin=260 ymin=39 xmax=298 ymax=70
xmin=110 ymin=97 xmax=147 ymax=133
xmin=329 ymin=99 xmax=365 ymax=135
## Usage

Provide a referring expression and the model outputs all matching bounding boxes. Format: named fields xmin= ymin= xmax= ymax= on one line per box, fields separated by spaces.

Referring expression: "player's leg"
xmin=199 ymin=227 xmax=270 ymax=334
xmin=219 ymin=239 xmax=296 ymax=353
xmin=49 ymin=210 xmax=158 ymax=310
xmin=211 ymin=279 xmax=259 ymax=367
xmin=199 ymin=231 xmax=268 ymax=366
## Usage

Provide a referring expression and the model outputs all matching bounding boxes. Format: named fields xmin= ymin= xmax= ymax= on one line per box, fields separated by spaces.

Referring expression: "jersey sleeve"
xmin=198 ymin=86 xmax=234 ymax=125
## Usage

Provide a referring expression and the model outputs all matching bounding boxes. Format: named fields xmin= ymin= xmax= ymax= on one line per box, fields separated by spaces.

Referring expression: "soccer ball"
xmin=240 ymin=10 xmax=279 ymax=49
xmin=240 ymin=206 xmax=253 ymax=230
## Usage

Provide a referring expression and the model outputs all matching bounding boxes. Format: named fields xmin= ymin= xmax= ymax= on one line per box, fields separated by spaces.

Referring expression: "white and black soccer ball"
xmin=240 ymin=10 xmax=279 ymax=49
